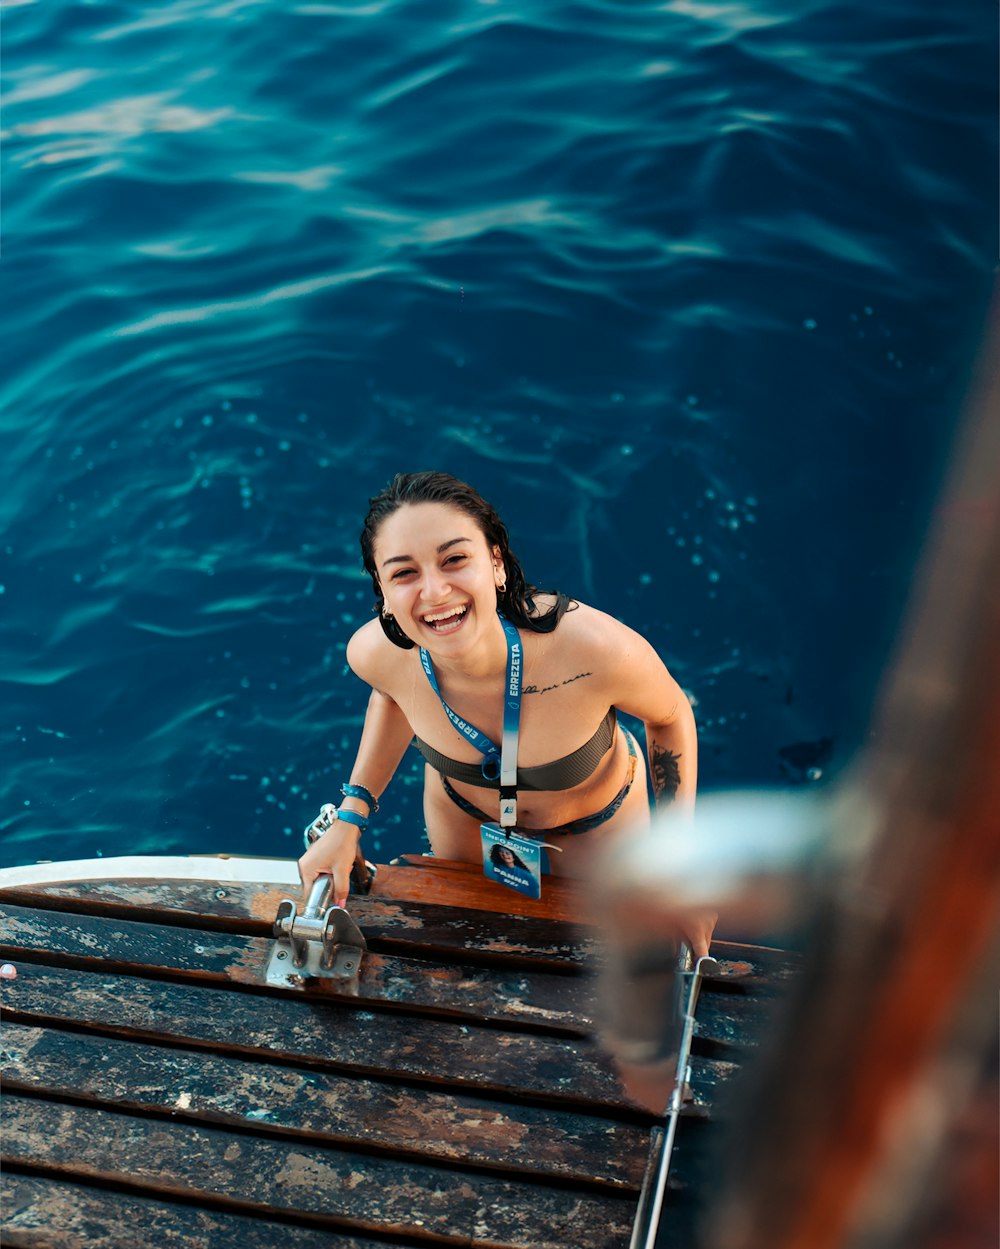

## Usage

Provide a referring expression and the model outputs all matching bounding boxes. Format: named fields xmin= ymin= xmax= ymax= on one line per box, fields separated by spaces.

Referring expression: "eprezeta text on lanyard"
xmin=419 ymin=613 xmax=522 ymax=828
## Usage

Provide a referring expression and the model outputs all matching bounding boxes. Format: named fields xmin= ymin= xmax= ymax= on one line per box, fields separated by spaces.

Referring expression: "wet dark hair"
xmin=361 ymin=471 xmax=571 ymax=649
xmin=490 ymin=842 xmax=529 ymax=870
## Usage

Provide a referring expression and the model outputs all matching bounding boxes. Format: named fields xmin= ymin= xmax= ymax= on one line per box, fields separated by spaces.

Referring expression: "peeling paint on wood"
xmin=688 ymin=1055 xmax=744 ymax=1109
xmin=372 ymin=858 xmax=589 ymax=922
xmin=1 ymin=1021 xmax=649 ymax=1189
xmin=0 ymin=880 xmax=598 ymax=967
xmin=0 ymin=861 xmax=783 ymax=1249
xmin=0 ymin=879 xmax=794 ymax=981
xmin=0 ymin=902 xmax=596 ymax=1031
xmin=1 ymin=1173 xmax=403 ymax=1249
xmin=0 ymin=963 xmax=639 ymax=1111
xmin=3 ymin=1095 xmax=636 ymax=1249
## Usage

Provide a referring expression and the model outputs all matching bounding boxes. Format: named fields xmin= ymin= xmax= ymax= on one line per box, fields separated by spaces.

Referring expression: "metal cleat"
xmin=265 ymin=876 xmax=367 ymax=990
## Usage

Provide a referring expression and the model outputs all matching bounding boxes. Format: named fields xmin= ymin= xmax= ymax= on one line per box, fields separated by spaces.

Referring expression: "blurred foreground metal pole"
xmin=629 ymin=950 xmax=718 ymax=1249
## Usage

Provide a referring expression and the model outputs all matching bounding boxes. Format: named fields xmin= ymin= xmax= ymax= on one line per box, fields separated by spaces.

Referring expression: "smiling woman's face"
xmin=373 ymin=502 xmax=504 ymax=650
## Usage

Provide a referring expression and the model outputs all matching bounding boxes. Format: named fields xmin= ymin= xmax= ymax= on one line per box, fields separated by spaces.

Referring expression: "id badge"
xmin=480 ymin=822 xmax=542 ymax=900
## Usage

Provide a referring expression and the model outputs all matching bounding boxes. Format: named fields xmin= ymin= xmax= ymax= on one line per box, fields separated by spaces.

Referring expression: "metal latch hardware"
xmin=265 ymin=876 xmax=367 ymax=990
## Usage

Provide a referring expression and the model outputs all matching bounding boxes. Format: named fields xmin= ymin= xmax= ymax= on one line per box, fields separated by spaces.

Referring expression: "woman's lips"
xmin=421 ymin=604 xmax=470 ymax=634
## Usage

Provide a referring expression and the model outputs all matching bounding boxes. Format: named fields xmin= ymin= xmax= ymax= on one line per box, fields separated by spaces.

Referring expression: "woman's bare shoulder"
xmin=526 ymin=592 xmax=600 ymax=631
xmin=554 ymin=598 xmax=631 ymax=638
xmin=346 ymin=618 xmax=408 ymax=685
xmin=542 ymin=598 xmax=640 ymax=660
xmin=550 ymin=601 xmax=680 ymax=712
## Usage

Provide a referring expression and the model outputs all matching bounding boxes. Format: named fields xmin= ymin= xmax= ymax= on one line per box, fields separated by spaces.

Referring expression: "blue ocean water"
xmin=1 ymin=0 xmax=996 ymax=870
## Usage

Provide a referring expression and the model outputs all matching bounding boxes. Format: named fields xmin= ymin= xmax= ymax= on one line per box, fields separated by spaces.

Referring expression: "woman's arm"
xmin=646 ymin=697 xmax=698 ymax=813
xmin=298 ymin=687 xmax=414 ymax=906
xmin=298 ymin=625 xmax=416 ymax=907
xmin=592 ymin=612 xmax=714 ymax=957
xmin=594 ymin=614 xmax=697 ymax=815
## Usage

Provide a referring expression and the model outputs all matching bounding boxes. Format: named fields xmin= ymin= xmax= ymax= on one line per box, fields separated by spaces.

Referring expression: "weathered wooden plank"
xmin=0 ymin=963 xmax=639 ymax=1112
xmin=376 ymin=857 xmax=588 ymax=921
xmin=1 ymin=1022 xmax=649 ymax=1190
xmin=0 ymin=896 xmax=785 ymax=1018
xmin=2 ymin=1095 xmax=637 ymax=1249
xmin=0 ymin=864 xmax=797 ymax=973
xmin=598 ymin=970 xmax=783 ymax=1058
xmin=375 ymin=866 xmax=793 ymax=980
xmin=597 ymin=946 xmax=797 ymax=1000
xmin=0 ymin=879 xmax=596 ymax=967
xmin=705 ymin=944 xmax=801 ymax=989
xmin=0 ymin=902 xmax=594 ymax=1032
xmin=0 ymin=857 xmax=587 ymax=923
xmin=0 ymin=879 xmax=264 ymax=930
xmin=1 ymin=1172 xmax=407 ymax=1249
xmin=691 ymin=998 xmax=769 ymax=1060
xmin=687 ymin=1053 xmax=744 ymax=1111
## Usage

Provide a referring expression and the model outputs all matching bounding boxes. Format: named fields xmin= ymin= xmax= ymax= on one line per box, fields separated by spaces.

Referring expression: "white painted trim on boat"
xmin=0 ymin=855 xmax=300 ymax=889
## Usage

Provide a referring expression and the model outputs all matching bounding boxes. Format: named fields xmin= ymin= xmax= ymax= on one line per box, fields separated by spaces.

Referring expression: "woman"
xmin=298 ymin=471 xmax=710 ymax=953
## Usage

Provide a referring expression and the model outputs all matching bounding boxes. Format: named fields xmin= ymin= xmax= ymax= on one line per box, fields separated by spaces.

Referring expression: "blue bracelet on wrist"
xmin=303 ymin=802 xmax=367 ymax=850
xmin=341 ymin=782 xmax=379 ymax=814
xmin=334 ymin=808 xmax=368 ymax=831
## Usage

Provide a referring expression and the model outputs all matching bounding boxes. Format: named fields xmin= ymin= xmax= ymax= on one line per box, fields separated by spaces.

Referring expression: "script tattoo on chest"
xmin=523 ymin=671 xmax=593 ymax=696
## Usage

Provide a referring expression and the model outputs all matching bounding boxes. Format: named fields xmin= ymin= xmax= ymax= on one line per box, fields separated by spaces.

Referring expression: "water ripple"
xmin=1 ymin=0 xmax=994 ymax=868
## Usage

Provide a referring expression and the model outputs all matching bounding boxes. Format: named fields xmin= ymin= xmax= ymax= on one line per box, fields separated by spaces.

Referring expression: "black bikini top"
xmin=412 ymin=707 xmax=617 ymax=791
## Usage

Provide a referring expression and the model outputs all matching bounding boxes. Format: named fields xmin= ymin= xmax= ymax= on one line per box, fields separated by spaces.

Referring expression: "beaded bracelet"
xmin=340 ymin=782 xmax=379 ymax=814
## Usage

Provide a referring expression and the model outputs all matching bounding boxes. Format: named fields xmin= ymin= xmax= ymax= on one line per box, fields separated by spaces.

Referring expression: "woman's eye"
xmin=444 ymin=554 xmax=467 ymax=566
xmin=391 ymin=568 xmax=416 ymax=580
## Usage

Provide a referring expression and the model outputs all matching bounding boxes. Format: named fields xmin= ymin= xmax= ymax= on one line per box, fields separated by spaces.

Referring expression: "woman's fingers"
xmin=298 ymin=849 xmax=352 ymax=909
xmin=297 ymin=822 xmax=364 ymax=910
xmin=686 ymin=909 xmax=719 ymax=960
xmin=297 ymin=854 xmax=329 ymax=902
xmin=332 ymin=864 xmax=351 ymax=910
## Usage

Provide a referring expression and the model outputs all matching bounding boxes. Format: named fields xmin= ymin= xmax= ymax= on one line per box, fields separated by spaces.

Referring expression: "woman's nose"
xmin=419 ymin=569 xmax=451 ymax=601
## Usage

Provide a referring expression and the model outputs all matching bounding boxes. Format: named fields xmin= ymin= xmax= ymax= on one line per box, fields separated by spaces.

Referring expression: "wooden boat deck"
xmin=0 ymin=857 xmax=794 ymax=1248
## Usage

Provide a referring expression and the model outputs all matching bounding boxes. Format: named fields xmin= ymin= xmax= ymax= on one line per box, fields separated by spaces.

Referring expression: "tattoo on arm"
xmin=523 ymin=672 xmax=593 ymax=696
xmin=650 ymin=745 xmax=682 ymax=803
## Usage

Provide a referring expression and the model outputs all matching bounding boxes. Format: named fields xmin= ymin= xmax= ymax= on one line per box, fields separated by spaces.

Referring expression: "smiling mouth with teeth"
xmin=422 ymin=605 xmax=470 ymax=631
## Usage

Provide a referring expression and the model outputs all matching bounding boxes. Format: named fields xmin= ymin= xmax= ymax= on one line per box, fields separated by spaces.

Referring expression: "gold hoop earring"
xmin=496 ymin=580 xmax=507 ymax=594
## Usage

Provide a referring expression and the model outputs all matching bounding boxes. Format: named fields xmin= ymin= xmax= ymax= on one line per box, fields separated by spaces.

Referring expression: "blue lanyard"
xmin=419 ymin=613 xmax=522 ymax=827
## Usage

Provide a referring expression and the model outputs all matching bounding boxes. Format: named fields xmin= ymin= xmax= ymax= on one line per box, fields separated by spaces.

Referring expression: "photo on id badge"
xmin=480 ymin=823 xmax=542 ymax=899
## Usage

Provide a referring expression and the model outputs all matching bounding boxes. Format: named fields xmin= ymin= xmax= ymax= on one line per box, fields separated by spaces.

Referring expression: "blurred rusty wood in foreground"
xmin=704 ymin=300 xmax=1000 ymax=1249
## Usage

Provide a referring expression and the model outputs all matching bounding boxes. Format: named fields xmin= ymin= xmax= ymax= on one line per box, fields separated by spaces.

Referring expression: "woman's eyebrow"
xmin=381 ymin=536 xmax=471 ymax=567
